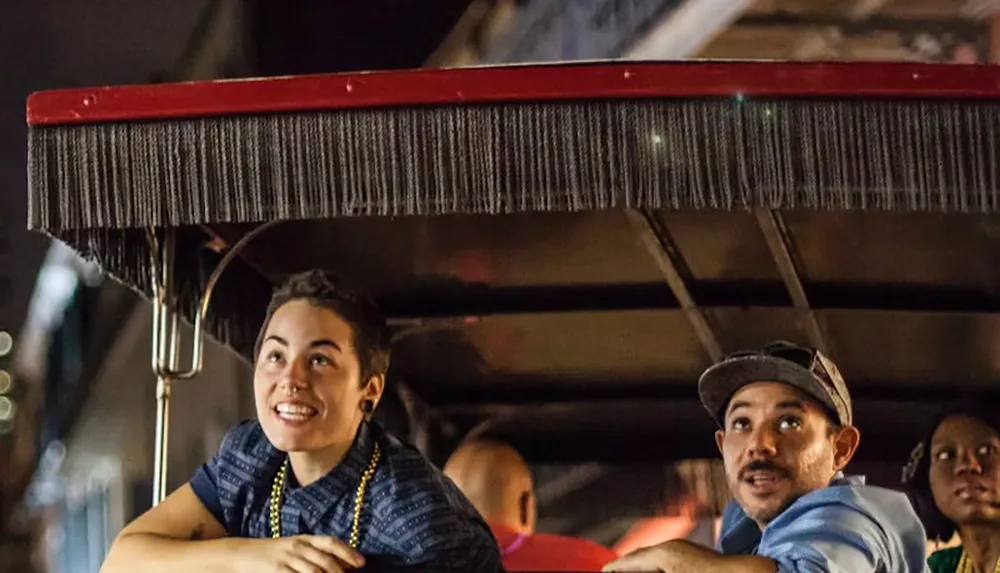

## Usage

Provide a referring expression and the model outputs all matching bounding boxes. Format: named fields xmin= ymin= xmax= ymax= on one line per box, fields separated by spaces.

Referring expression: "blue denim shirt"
xmin=718 ymin=473 xmax=930 ymax=573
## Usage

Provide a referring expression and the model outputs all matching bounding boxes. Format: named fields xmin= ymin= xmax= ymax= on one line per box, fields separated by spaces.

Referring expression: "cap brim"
xmin=698 ymin=356 xmax=841 ymax=426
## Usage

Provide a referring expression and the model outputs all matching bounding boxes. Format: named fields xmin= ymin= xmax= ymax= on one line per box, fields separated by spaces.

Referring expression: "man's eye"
xmin=935 ymin=450 xmax=953 ymax=461
xmin=778 ymin=417 xmax=801 ymax=430
xmin=731 ymin=418 xmax=750 ymax=431
xmin=977 ymin=444 xmax=996 ymax=457
xmin=266 ymin=351 xmax=283 ymax=363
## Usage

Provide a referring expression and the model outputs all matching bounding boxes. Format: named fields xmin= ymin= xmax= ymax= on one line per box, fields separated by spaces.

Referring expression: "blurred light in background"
xmin=0 ymin=369 xmax=11 ymax=394
xmin=0 ymin=395 xmax=15 ymax=421
xmin=0 ymin=330 xmax=12 ymax=356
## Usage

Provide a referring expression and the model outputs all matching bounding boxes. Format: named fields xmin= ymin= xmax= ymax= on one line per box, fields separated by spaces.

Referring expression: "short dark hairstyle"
xmin=901 ymin=399 xmax=1000 ymax=542
xmin=253 ymin=269 xmax=391 ymax=384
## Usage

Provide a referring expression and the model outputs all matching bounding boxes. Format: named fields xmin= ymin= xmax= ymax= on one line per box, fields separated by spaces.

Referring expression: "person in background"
xmin=603 ymin=341 xmax=929 ymax=573
xmin=445 ymin=439 xmax=618 ymax=571
xmin=902 ymin=401 xmax=1000 ymax=573
xmin=100 ymin=269 xmax=502 ymax=573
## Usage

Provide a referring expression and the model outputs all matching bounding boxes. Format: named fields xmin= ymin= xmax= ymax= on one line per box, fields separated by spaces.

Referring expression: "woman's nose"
xmin=955 ymin=450 xmax=984 ymax=475
xmin=278 ymin=358 xmax=309 ymax=391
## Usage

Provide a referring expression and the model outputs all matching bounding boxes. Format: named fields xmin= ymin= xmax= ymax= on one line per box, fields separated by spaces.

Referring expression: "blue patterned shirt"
xmin=190 ymin=419 xmax=503 ymax=572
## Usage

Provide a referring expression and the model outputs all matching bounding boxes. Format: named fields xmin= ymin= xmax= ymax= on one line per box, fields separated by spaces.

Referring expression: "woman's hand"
xmin=234 ymin=535 xmax=366 ymax=572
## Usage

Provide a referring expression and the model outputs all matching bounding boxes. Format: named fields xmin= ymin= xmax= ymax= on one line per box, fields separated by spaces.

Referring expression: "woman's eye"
xmin=977 ymin=444 xmax=996 ymax=457
xmin=310 ymin=354 xmax=332 ymax=367
xmin=266 ymin=351 xmax=283 ymax=364
xmin=731 ymin=418 xmax=750 ymax=431
xmin=935 ymin=450 xmax=953 ymax=461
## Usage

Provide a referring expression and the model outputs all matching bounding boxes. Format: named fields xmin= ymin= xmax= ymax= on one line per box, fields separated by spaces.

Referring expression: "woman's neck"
xmin=287 ymin=423 xmax=363 ymax=487
xmin=959 ymin=524 xmax=1000 ymax=573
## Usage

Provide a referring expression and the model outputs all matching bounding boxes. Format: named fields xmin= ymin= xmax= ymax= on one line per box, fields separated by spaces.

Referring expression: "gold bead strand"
xmin=957 ymin=551 xmax=1000 ymax=573
xmin=270 ymin=460 xmax=289 ymax=538
xmin=269 ymin=442 xmax=381 ymax=548
xmin=349 ymin=443 xmax=381 ymax=549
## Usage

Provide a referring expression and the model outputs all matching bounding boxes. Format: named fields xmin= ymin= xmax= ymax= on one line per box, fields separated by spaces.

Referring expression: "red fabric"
xmin=490 ymin=523 xmax=618 ymax=572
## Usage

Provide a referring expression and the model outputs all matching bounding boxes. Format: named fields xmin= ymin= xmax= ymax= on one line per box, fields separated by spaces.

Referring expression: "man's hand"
xmin=603 ymin=539 xmax=776 ymax=573
xmin=234 ymin=535 xmax=366 ymax=573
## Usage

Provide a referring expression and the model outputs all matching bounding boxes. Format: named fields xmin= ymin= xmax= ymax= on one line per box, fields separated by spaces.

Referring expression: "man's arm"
xmin=603 ymin=539 xmax=777 ymax=573
xmin=604 ymin=499 xmax=898 ymax=573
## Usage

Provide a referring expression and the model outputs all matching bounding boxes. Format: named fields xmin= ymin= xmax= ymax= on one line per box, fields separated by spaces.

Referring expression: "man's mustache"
xmin=739 ymin=460 xmax=791 ymax=480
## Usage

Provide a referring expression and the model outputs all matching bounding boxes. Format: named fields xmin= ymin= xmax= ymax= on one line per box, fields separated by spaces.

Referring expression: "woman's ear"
xmin=362 ymin=373 xmax=386 ymax=411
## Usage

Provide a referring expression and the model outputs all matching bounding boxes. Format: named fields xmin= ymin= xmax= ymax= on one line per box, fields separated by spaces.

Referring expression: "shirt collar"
xmin=283 ymin=420 xmax=380 ymax=523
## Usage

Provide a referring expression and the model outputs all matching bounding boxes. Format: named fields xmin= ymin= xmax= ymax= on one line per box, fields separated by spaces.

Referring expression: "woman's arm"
xmin=100 ymin=483 xmax=367 ymax=573
xmin=99 ymin=483 xmax=246 ymax=573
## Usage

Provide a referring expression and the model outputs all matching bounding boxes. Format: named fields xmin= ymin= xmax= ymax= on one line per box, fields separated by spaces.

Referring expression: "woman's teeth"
xmin=276 ymin=403 xmax=317 ymax=421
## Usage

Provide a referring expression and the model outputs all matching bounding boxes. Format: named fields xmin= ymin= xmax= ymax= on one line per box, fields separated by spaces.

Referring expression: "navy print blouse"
xmin=190 ymin=419 xmax=503 ymax=572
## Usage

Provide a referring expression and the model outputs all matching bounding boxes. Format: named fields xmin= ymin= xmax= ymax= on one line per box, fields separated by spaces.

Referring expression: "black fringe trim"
xmin=28 ymin=97 xmax=1000 ymax=233
xmin=26 ymin=96 xmax=1000 ymax=356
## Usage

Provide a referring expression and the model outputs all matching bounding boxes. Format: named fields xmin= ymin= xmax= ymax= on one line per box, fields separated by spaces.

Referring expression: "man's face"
xmin=715 ymin=381 xmax=858 ymax=528
xmin=253 ymin=299 xmax=383 ymax=454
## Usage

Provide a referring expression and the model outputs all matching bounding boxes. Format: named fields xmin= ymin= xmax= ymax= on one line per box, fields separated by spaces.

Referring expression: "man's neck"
xmin=958 ymin=524 xmax=1000 ymax=573
xmin=287 ymin=424 xmax=362 ymax=487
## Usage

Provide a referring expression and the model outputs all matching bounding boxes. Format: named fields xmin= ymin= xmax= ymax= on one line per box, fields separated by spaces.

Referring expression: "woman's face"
xmin=253 ymin=299 xmax=383 ymax=454
xmin=929 ymin=414 xmax=1000 ymax=527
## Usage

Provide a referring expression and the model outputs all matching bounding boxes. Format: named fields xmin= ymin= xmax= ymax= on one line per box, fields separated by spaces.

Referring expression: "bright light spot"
xmin=652 ymin=134 xmax=663 ymax=145
xmin=0 ymin=371 xmax=10 ymax=394
xmin=0 ymin=396 xmax=15 ymax=421
xmin=0 ymin=331 xmax=12 ymax=357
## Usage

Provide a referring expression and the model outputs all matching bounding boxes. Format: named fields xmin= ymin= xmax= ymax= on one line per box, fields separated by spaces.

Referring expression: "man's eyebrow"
xmin=727 ymin=400 xmax=752 ymax=416
xmin=310 ymin=339 xmax=342 ymax=352
xmin=775 ymin=400 xmax=806 ymax=411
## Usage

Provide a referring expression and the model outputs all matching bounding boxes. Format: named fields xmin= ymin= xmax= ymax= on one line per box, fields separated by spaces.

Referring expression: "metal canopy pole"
xmin=149 ymin=230 xmax=180 ymax=506
xmin=145 ymin=221 xmax=282 ymax=506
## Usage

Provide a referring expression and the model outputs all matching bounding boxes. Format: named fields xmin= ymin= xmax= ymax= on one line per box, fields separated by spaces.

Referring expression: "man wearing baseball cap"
xmin=604 ymin=341 xmax=929 ymax=573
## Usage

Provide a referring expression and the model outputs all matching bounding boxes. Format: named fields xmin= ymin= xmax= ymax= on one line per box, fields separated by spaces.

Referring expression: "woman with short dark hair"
xmin=101 ymin=269 xmax=502 ymax=573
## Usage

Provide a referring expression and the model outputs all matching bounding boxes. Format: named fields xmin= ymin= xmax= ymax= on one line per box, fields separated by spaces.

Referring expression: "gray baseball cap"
xmin=698 ymin=341 xmax=852 ymax=427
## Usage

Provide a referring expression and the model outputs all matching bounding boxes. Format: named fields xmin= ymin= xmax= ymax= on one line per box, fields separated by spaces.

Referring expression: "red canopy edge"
xmin=26 ymin=60 xmax=1000 ymax=126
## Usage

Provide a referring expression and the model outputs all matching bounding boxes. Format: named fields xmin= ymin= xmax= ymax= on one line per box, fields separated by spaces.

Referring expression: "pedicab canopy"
xmin=24 ymin=61 xmax=1000 ymax=467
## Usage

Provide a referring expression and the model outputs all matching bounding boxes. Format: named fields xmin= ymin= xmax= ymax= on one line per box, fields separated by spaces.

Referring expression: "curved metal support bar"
xmin=154 ymin=219 xmax=283 ymax=380
xmin=146 ymin=221 xmax=281 ymax=505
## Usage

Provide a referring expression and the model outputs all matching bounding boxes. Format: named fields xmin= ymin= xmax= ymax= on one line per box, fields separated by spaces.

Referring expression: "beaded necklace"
xmin=957 ymin=551 xmax=1000 ymax=573
xmin=269 ymin=442 xmax=382 ymax=548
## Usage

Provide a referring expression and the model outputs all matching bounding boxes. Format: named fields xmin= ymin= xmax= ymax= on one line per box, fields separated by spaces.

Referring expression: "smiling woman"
xmin=902 ymin=401 xmax=1000 ymax=573
xmin=99 ymin=269 xmax=503 ymax=573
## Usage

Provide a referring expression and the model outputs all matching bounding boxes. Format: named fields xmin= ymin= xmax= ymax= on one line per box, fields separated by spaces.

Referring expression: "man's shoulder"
xmin=750 ymin=478 xmax=931 ymax=571
xmin=771 ymin=477 xmax=928 ymax=553
xmin=795 ymin=479 xmax=918 ymax=521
